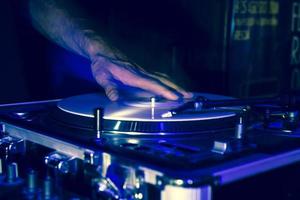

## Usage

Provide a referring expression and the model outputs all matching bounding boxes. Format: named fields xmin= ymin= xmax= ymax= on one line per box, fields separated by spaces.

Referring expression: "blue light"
xmin=48 ymin=48 xmax=97 ymax=93
xmin=159 ymin=122 xmax=164 ymax=131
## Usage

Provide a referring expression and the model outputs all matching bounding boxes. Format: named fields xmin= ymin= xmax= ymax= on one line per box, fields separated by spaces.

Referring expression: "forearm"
xmin=28 ymin=0 xmax=191 ymax=101
xmin=29 ymin=0 xmax=125 ymax=61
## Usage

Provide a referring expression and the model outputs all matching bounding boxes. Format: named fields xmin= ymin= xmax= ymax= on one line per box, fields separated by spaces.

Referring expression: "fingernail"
xmin=184 ymin=92 xmax=194 ymax=99
xmin=166 ymin=93 xmax=179 ymax=101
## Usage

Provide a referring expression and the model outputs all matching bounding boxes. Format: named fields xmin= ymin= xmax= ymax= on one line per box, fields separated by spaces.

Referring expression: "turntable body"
xmin=0 ymin=93 xmax=300 ymax=199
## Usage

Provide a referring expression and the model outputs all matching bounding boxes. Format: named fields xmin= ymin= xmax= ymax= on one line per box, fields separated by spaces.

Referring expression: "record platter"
xmin=1 ymin=92 xmax=300 ymax=199
xmin=54 ymin=93 xmax=241 ymax=135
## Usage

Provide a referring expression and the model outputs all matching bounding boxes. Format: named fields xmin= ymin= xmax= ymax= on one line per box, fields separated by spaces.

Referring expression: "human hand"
xmin=91 ymin=56 xmax=193 ymax=101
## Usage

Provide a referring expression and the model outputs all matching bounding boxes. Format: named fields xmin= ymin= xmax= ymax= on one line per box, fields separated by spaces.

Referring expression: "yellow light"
xmin=127 ymin=139 xmax=139 ymax=144
xmin=175 ymin=179 xmax=184 ymax=186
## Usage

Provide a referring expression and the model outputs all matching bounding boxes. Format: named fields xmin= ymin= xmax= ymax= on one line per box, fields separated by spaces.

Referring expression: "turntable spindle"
xmin=151 ymin=97 xmax=156 ymax=119
xmin=95 ymin=108 xmax=104 ymax=139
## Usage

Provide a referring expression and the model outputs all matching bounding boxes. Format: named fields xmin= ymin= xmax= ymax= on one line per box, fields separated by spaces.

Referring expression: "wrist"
xmin=83 ymin=31 xmax=108 ymax=59
xmin=82 ymin=30 xmax=128 ymax=63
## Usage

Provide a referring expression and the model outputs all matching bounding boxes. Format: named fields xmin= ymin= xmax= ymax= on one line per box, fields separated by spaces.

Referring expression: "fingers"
xmin=93 ymin=71 xmax=119 ymax=101
xmin=97 ymin=73 xmax=177 ymax=101
xmin=150 ymin=73 xmax=193 ymax=99
xmin=103 ymin=84 xmax=119 ymax=101
xmin=145 ymin=72 xmax=193 ymax=98
xmin=92 ymin=58 xmax=191 ymax=101
xmin=96 ymin=64 xmax=179 ymax=100
xmin=119 ymin=72 xmax=180 ymax=100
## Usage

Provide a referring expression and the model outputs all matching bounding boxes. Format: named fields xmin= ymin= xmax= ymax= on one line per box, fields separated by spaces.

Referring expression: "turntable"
xmin=1 ymin=92 xmax=300 ymax=200
xmin=54 ymin=93 xmax=241 ymax=135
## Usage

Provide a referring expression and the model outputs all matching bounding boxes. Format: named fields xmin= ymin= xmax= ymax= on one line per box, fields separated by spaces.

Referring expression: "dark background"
xmin=0 ymin=0 xmax=292 ymax=104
